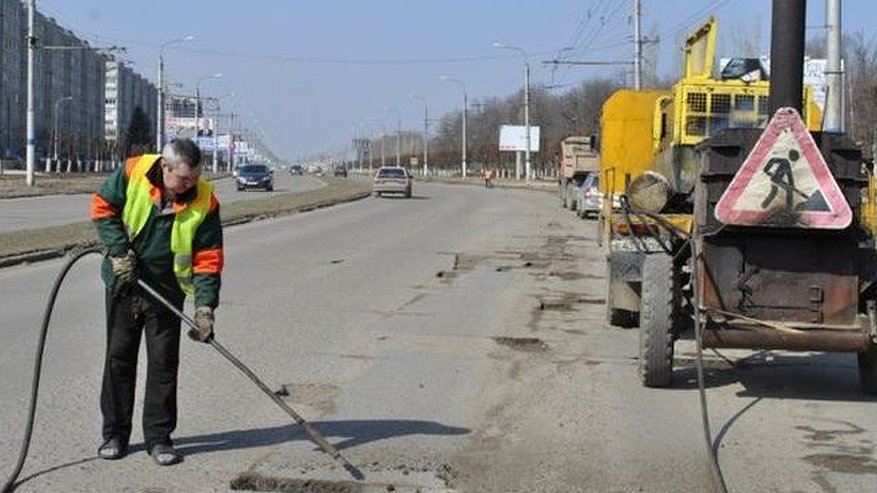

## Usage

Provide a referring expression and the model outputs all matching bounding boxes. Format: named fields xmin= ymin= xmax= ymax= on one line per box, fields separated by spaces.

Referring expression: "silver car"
xmin=373 ymin=166 xmax=413 ymax=198
xmin=576 ymin=172 xmax=602 ymax=218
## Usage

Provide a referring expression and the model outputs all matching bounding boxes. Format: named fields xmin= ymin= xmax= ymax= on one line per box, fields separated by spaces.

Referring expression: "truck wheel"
xmin=858 ymin=344 xmax=877 ymax=394
xmin=639 ymin=253 xmax=675 ymax=387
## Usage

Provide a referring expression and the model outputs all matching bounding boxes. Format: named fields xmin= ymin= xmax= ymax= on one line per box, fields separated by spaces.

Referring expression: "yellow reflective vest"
xmin=121 ymin=154 xmax=213 ymax=296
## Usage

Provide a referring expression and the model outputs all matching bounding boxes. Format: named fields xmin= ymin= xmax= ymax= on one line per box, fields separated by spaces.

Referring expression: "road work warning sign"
xmin=714 ymin=107 xmax=851 ymax=229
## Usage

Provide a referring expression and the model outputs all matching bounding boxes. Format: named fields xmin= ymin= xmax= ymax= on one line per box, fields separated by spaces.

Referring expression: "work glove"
xmin=109 ymin=250 xmax=137 ymax=292
xmin=190 ymin=306 xmax=214 ymax=342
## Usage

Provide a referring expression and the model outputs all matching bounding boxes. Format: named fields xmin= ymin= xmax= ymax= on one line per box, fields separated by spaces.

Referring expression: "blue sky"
xmin=36 ymin=0 xmax=872 ymax=161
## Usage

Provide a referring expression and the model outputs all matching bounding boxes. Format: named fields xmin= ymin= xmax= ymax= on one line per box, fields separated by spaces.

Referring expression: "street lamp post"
xmin=25 ymin=0 xmax=35 ymax=186
xmin=380 ymin=124 xmax=387 ymax=167
xmin=52 ymin=96 xmax=73 ymax=171
xmin=439 ymin=76 xmax=467 ymax=179
xmin=493 ymin=42 xmax=531 ymax=181
xmin=410 ymin=95 xmax=429 ymax=176
xmin=194 ymin=73 xmax=222 ymax=166
xmin=211 ymin=91 xmax=237 ymax=174
xmin=157 ymin=35 xmax=194 ymax=152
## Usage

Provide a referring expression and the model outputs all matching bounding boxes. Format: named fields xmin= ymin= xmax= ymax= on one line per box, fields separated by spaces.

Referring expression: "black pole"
xmin=769 ymin=0 xmax=806 ymax=114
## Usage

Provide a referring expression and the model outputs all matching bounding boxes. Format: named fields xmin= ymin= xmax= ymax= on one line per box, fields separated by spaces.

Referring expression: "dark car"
xmin=235 ymin=164 xmax=274 ymax=191
xmin=334 ymin=165 xmax=348 ymax=178
xmin=288 ymin=165 xmax=304 ymax=176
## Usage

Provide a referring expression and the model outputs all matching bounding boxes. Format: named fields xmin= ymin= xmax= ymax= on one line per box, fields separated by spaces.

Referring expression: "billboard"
xmin=499 ymin=125 xmax=540 ymax=152
xmin=195 ymin=134 xmax=231 ymax=152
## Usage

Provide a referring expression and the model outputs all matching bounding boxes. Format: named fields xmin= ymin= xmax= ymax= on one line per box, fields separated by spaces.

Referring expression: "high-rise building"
xmin=0 ymin=0 xmax=25 ymax=162
xmin=105 ymin=58 xmax=157 ymax=159
xmin=0 ymin=1 xmax=155 ymax=168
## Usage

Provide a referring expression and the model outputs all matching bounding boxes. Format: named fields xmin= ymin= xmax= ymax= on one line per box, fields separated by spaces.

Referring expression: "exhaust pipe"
xmin=769 ymin=0 xmax=806 ymax=114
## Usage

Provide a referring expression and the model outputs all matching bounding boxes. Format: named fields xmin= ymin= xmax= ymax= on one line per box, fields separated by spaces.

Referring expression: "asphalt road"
xmin=0 ymin=171 xmax=324 ymax=233
xmin=0 ymin=182 xmax=875 ymax=492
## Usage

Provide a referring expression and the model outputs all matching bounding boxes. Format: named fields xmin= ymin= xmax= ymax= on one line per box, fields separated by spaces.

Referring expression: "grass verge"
xmin=0 ymin=177 xmax=371 ymax=266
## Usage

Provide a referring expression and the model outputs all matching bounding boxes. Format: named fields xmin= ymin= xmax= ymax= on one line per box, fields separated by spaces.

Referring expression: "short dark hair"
xmin=162 ymin=138 xmax=202 ymax=169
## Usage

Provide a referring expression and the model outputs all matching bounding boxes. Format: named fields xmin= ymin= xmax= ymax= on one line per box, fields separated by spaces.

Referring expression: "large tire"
xmin=858 ymin=344 xmax=877 ymax=394
xmin=639 ymin=253 xmax=675 ymax=387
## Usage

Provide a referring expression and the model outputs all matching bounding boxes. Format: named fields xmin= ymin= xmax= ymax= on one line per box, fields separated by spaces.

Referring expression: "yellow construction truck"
xmin=600 ymin=15 xmax=877 ymax=392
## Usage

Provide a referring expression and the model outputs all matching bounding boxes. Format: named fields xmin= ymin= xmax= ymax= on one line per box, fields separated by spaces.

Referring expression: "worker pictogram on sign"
xmin=714 ymin=107 xmax=851 ymax=229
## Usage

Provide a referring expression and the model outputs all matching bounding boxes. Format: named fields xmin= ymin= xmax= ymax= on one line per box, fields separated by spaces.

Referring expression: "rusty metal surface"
xmin=701 ymin=326 xmax=870 ymax=352
xmin=698 ymin=234 xmax=859 ymax=326
xmin=694 ymin=124 xmax=868 ymax=342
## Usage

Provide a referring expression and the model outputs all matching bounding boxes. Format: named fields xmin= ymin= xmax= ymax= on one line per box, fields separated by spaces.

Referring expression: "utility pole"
xmin=157 ymin=54 xmax=164 ymax=152
xmin=25 ymin=0 xmax=35 ymax=186
xmin=422 ymin=105 xmax=429 ymax=176
xmin=229 ymin=111 xmax=235 ymax=172
xmin=439 ymin=76 xmax=468 ymax=179
xmin=395 ymin=114 xmax=401 ymax=166
xmin=633 ymin=0 xmax=642 ymax=90
xmin=824 ymin=0 xmax=843 ymax=132
xmin=212 ymin=98 xmax=219 ymax=173
xmin=462 ymin=91 xmax=468 ymax=179
xmin=524 ymin=59 xmax=531 ymax=181
xmin=380 ymin=125 xmax=386 ymax=167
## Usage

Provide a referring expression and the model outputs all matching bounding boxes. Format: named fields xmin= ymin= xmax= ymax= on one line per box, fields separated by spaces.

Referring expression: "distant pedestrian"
xmin=484 ymin=169 xmax=495 ymax=188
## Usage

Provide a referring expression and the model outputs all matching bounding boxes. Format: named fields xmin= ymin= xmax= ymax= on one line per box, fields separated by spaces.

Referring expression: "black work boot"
xmin=149 ymin=444 xmax=183 ymax=466
xmin=97 ymin=437 xmax=128 ymax=460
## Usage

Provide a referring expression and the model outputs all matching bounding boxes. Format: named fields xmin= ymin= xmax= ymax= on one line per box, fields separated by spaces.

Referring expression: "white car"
xmin=373 ymin=166 xmax=413 ymax=198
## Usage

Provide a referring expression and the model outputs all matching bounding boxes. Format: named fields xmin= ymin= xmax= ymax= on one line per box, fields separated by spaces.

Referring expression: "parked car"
xmin=288 ymin=165 xmax=304 ymax=176
xmin=334 ymin=165 xmax=348 ymax=178
xmin=235 ymin=164 xmax=274 ymax=191
xmin=373 ymin=166 xmax=413 ymax=198
xmin=575 ymin=172 xmax=602 ymax=219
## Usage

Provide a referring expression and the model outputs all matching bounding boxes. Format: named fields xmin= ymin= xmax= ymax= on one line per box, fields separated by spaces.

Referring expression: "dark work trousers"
xmin=100 ymin=287 xmax=182 ymax=452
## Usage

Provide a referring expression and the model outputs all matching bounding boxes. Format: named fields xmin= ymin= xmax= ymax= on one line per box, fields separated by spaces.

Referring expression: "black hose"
xmin=690 ymin=240 xmax=729 ymax=493
xmin=3 ymin=246 xmax=103 ymax=493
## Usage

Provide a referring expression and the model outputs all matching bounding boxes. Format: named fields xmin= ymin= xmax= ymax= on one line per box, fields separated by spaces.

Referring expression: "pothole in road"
xmin=272 ymin=383 xmax=341 ymax=417
xmin=492 ymin=336 xmax=548 ymax=352
xmin=548 ymin=270 xmax=587 ymax=281
xmin=803 ymin=453 xmax=877 ymax=475
xmin=539 ymin=300 xmax=574 ymax=311
xmin=230 ymin=462 xmax=458 ymax=492
xmin=577 ymin=297 xmax=606 ymax=304
xmin=231 ymin=474 xmax=358 ymax=492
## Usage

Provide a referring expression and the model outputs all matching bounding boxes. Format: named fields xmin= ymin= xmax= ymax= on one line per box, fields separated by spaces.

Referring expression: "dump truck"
xmin=600 ymin=11 xmax=877 ymax=393
xmin=558 ymin=135 xmax=599 ymax=211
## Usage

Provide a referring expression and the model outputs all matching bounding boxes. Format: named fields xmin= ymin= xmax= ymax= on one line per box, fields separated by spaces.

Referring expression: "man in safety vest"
xmin=91 ymin=138 xmax=223 ymax=466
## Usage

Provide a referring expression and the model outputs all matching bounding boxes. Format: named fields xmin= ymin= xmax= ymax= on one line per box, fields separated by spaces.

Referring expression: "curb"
xmin=0 ymin=191 xmax=372 ymax=269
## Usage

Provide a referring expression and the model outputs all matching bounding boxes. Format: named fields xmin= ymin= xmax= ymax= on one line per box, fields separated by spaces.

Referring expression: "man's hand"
xmin=190 ymin=306 xmax=214 ymax=342
xmin=110 ymin=250 xmax=137 ymax=291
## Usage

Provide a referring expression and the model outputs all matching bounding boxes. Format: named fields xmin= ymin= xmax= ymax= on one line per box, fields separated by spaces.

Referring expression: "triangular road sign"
xmin=714 ymin=107 xmax=852 ymax=229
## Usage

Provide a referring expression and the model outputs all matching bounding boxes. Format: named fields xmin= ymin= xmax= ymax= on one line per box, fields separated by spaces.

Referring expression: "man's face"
xmin=161 ymin=160 xmax=200 ymax=194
